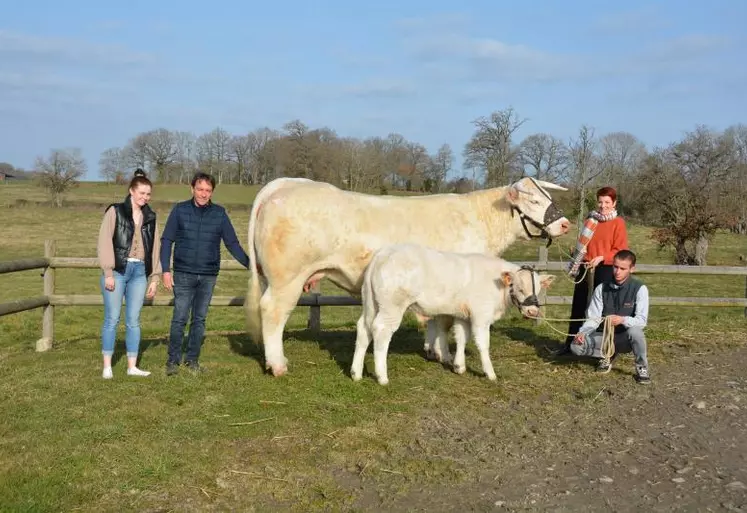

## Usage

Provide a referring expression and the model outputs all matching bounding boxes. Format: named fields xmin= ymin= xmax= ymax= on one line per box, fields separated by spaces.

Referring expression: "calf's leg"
xmin=472 ymin=321 xmax=497 ymax=381
xmin=350 ymin=314 xmax=372 ymax=381
xmin=371 ymin=307 xmax=406 ymax=385
xmin=451 ymin=318 xmax=471 ymax=375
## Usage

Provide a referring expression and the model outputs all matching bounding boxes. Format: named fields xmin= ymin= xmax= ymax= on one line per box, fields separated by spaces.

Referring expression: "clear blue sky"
xmin=1 ymin=0 xmax=745 ymax=181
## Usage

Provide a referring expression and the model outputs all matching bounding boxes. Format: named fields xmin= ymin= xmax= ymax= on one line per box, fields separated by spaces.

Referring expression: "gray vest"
xmin=598 ymin=277 xmax=643 ymax=333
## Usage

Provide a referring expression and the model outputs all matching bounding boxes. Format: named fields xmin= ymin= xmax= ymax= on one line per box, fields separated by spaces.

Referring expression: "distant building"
xmin=0 ymin=171 xmax=15 ymax=182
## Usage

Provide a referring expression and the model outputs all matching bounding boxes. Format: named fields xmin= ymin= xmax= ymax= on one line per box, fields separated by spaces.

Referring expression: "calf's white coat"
xmin=350 ymin=243 xmax=556 ymax=385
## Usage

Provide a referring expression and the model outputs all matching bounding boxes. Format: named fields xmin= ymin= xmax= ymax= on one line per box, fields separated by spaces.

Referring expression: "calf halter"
xmin=509 ymin=265 xmax=541 ymax=309
xmin=510 ymin=178 xmax=566 ymax=248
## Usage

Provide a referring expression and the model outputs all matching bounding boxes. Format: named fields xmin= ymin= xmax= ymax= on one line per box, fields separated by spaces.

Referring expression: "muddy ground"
xmin=338 ymin=344 xmax=747 ymax=512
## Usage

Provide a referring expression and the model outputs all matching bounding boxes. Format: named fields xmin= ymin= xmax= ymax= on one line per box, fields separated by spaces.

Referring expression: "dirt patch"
xmin=337 ymin=344 xmax=747 ymax=512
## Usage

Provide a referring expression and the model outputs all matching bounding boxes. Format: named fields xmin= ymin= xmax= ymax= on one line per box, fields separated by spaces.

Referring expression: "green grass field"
xmin=1 ymin=181 xmax=745 ymax=511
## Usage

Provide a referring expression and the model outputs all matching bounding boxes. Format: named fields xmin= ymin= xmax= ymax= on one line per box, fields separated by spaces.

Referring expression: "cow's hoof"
xmin=266 ymin=363 xmax=288 ymax=377
xmin=453 ymin=364 xmax=466 ymax=375
xmin=351 ymin=372 xmax=362 ymax=382
xmin=377 ymin=377 xmax=389 ymax=386
xmin=486 ymin=373 xmax=497 ymax=381
xmin=424 ymin=350 xmax=438 ymax=361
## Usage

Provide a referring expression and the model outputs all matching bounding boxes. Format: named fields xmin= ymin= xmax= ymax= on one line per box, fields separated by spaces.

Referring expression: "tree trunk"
xmin=694 ymin=234 xmax=709 ymax=266
xmin=674 ymin=238 xmax=690 ymax=265
xmin=576 ymin=186 xmax=587 ymax=232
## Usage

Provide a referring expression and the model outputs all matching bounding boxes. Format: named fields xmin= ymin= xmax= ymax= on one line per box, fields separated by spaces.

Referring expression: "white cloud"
xmin=0 ymin=29 xmax=156 ymax=67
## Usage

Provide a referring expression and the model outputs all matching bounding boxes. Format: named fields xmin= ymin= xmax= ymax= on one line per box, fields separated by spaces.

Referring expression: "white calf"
xmin=350 ymin=243 xmax=556 ymax=385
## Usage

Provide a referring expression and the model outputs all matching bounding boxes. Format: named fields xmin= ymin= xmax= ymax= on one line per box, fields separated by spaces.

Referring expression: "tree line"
xmin=8 ymin=107 xmax=747 ymax=265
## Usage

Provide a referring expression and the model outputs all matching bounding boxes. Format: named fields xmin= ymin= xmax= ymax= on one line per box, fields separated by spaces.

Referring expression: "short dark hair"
xmin=614 ymin=249 xmax=636 ymax=267
xmin=191 ymin=171 xmax=216 ymax=190
xmin=129 ymin=168 xmax=152 ymax=190
xmin=596 ymin=186 xmax=617 ymax=203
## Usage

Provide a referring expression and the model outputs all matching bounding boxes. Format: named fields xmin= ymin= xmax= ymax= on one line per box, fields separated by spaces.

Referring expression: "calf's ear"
xmin=501 ymin=271 xmax=513 ymax=286
xmin=539 ymin=273 xmax=556 ymax=289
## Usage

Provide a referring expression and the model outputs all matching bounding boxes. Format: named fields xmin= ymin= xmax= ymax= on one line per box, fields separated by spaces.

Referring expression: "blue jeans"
xmin=167 ymin=271 xmax=217 ymax=365
xmin=100 ymin=261 xmax=148 ymax=358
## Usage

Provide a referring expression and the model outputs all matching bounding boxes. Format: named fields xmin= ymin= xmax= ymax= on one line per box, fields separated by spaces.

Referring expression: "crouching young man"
xmin=571 ymin=249 xmax=651 ymax=384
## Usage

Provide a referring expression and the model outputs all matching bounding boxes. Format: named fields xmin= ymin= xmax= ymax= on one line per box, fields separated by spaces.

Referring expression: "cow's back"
xmin=255 ymin=183 xmax=491 ymax=260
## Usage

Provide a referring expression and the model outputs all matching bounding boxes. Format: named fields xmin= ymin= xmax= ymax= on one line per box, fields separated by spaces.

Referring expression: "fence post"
xmin=307 ymin=281 xmax=321 ymax=332
xmin=744 ymin=275 xmax=746 ymax=318
xmin=36 ymin=239 xmax=56 ymax=352
xmin=536 ymin=246 xmax=549 ymax=326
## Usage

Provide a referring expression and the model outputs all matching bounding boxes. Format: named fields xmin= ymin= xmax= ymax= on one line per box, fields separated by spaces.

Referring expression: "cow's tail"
xmin=245 ymin=192 xmax=264 ymax=344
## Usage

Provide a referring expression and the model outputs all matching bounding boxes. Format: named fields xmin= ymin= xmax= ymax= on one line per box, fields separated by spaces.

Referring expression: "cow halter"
xmin=509 ymin=265 xmax=541 ymax=310
xmin=510 ymin=178 xmax=566 ymax=248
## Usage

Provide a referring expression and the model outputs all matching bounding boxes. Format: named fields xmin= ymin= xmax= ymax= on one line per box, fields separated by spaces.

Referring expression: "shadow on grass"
xmin=496 ymin=325 xmax=598 ymax=369
xmin=226 ymin=333 xmax=267 ymax=373
xmin=225 ymin=325 xmax=441 ymax=377
xmin=110 ymin=335 xmax=166 ymax=368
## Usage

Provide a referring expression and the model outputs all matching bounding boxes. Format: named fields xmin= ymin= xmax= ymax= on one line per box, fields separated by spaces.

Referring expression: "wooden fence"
xmin=1 ymin=240 xmax=746 ymax=352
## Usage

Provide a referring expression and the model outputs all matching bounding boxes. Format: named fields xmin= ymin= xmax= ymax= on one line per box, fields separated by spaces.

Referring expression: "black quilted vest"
xmin=107 ymin=196 xmax=157 ymax=277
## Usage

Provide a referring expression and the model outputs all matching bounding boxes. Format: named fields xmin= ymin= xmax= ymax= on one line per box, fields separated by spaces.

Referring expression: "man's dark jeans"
xmin=167 ymin=271 xmax=217 ymax=365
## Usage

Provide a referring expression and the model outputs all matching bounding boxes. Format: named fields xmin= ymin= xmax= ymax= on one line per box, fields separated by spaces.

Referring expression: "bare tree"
xmin=384 ymin=133 xmax=408 ymax=189
xmin=130 ymin=128 xmax=178 ymax=181
xmin=196 ymin=127 xmax=232 ymax=184
xmin=640 ymin=126 xmax=738 ymax=265
xmin=99 ymin=147 xmax=127 ymax=183
xmin=424 ymin=143 xmax=453 ymax=192
xmin=35 ymin=148 xmax=87 ymax=207
xmin=173 ymin=131 xmax=197 ymax=183
xmin=519 ymin=133 xmax=568 ymax=183
xmin=568 ymin=125 xmax=603 ymax=229
xmin=229 ymin=135 xmax=252 ymax=185
xmin=724 ymin=124 xmax=747 ymax=235
xmin=463 ymin=107 xmax=527 ymax=188
xmin=400 ymin=142 xmax=429 ymax=191
xmin=247 ymin=127 xmax=280 ymax=184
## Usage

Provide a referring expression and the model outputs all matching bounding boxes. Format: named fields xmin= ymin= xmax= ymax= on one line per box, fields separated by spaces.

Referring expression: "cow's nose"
xmin=559 ymin=220 xmax=570 ymax=233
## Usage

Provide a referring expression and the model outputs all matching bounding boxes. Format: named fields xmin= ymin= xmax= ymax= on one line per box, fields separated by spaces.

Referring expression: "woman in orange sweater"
xmin=560 ymin=186 xmax=629 ymax=354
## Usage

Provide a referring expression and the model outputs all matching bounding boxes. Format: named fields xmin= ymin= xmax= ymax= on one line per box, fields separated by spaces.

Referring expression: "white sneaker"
xmin=127 ymin=367 xmax=151 ymax=377
xmin=102 ymin=367 xmax=113 ymax=379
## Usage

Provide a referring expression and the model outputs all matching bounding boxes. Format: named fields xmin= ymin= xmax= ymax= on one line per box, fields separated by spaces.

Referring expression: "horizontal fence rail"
xmin=0 ymin=258 xmax=49 ymax=274
xmin=0 ymin=296 xmax=50 ymax=316
xmin=44 ymin=294 xmax=747 ymax=308
xmin=1 ymin=240 xmax=746 ymax=352
xmin=48 ymin=257 xmax=747 ymax=276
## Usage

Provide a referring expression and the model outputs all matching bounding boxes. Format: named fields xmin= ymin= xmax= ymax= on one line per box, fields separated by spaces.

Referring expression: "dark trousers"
xmin=167 ymin=271 xmax=217 ymax=365
xmin=564 ymin=264 xmax=614 ymax=348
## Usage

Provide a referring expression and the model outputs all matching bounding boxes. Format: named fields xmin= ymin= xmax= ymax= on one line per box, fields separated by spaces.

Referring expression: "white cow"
xmin=350 ymin=243 xmax=557 ymax=385
xmin=246 ymin=176 xmax=570 ymax=377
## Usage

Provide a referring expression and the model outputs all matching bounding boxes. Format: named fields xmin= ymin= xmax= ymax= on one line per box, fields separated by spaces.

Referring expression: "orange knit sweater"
xmin=584 ymin=216 xmax=629 ymax=265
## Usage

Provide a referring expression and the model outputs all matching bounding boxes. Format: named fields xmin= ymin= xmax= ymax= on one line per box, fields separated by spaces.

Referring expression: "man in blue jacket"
xmin=160 ymin=172 xmax=250 ymax=375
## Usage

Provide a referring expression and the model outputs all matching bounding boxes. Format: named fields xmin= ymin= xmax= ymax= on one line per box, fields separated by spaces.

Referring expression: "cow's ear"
xmin=501 ymin=271 xmax=512 ymax=286
xmin=507 ymin=185 xmax=520 ymax=203
xmin=539 ymin=273 xmax=556 ymax=289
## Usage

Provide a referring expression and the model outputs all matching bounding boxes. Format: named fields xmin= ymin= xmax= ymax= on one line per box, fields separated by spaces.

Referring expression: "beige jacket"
xmin=97 ymin=207 xmax=163 ymax=284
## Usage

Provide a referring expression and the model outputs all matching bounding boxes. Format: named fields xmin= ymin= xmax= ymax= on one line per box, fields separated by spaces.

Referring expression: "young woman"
xmin=561 ymin=186 xmax=629 ymax=354
xmin=96 ymin=169 xmax=161 ymax=378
